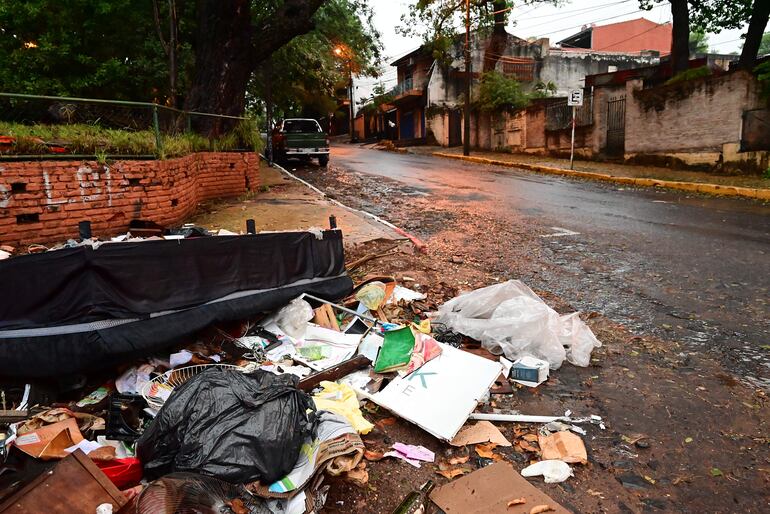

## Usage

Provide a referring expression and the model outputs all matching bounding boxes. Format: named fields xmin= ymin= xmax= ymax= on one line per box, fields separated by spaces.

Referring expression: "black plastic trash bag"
xmin=136 ymin=368 xmax=317 ymax=484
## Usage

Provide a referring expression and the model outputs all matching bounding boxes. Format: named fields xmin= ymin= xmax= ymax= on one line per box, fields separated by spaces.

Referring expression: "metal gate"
xmin=606 ymin=95 xmax=626 ymax=156
xmin=741 ymin=108 xmax=770 ymax=151
xmin=448 ymin=109 xmax=462 ymax=147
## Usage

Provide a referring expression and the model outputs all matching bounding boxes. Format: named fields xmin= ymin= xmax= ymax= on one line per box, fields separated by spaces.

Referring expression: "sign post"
xmin=567 ymin=89 xmax=584 ymax=170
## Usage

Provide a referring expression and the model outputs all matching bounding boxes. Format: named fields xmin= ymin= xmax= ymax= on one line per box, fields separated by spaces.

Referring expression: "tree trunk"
xmin=168 ymin=0 xmax=178 ymax=107
xmin=482 ymin=0 xmax=508 ymax=73
xmin=670 ymin=0 xmax=690 ymax=75
xmin=738 ymin=0 xmax=770 ymax=70
xmin=184 ymin=0 xmax=327 ymax=137
xmin=183 ymin=0 xmax=253 ymax=136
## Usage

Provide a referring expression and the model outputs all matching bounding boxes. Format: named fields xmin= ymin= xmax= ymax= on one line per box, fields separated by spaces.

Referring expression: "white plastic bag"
xmin=275 ymin=297 xmax=314 ymax=339
xmin=434 ymin=280 xmax=600 ymax=370
xmin=521 ymin=459 xmax=573 ymax=483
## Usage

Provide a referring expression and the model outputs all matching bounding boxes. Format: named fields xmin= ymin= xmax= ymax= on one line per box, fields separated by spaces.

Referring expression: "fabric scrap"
xmin=312 ymin=381 xmax=374 ymax=435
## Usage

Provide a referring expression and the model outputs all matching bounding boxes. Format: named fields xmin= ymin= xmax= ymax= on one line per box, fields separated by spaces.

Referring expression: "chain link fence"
xmin=0 ymin=93 xmax=259 ymax=159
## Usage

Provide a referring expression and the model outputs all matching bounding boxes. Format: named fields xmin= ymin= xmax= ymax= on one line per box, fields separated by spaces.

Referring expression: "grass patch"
xmin=0 ymin=119 xmax=263 ymax=158
xmin=665 ymin=66 xmax=712 ymax=86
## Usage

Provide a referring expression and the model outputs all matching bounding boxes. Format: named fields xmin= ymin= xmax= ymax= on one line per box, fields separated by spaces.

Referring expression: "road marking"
xmin=541 ymin=227 xmax=580 ymax=238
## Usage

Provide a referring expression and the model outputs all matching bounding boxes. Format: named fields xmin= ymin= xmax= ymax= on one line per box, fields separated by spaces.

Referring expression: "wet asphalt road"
xmin=323 ymin=145 xmax=770 ymax=387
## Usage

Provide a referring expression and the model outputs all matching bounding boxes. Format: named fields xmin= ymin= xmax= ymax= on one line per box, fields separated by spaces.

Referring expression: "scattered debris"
xmin=538 ymin=432 xmax=588 ymax=464
xmin=510 ymin=357 xmax=550 ymax=387
xmin=0 ymin=225 xmax=614 ymax=513
xmin=521 ymin=460 xmax=574 ymax=483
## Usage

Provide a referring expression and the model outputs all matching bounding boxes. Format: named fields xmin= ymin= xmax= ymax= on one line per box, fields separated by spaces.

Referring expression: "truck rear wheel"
xmin=318 ymin=155 xmax=329 ymax=167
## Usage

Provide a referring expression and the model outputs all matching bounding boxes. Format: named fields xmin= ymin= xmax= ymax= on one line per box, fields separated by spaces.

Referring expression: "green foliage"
xmin=249 ymin=0 xmax=382 ymax=120
xmin=689 ymin=30 xmax=710 ymax=54
xmin=532 ymin=81 xmax=558 ymax=98
xmin=477 ymin=71 xmax=530 ymax=112
xmin=0 ymin=0 xmax=187 ymax=100
xmin=640 ymin=1 xmax=753 ymax=34
xmin=664 ymin=66 xmax=712 ymax=86
xmin=760 ymin=33 xmax=770 ymax=56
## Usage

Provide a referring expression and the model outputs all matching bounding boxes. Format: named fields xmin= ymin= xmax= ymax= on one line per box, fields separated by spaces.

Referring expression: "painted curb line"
xmin=265 ymin=157 xmax=428 ymax=252
xmin=433 ymin=152 xmax=770 ymax=201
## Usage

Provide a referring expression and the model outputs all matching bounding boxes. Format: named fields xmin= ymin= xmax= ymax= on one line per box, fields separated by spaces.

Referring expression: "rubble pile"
xmin=0 ymin=230 xmax=605 ymax=514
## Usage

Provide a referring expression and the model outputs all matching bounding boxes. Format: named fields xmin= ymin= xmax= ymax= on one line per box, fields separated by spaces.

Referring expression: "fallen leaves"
xmin=436 ymin=467 xmax=469 ymax=479
xmin=448 ymin=455 xmax=470 ymax=465
xmin=710 ymin=468 xmax=723 ymax=477
xmin=518 ymin=439 xmax=540 ymax=453
xmin=507 ymin=497 xmax=526 ymax=507
xmin=436 ymin=456 xmax=473 ymax=479
xmin=475 ymin=443 xmax=503 ymax=460
xmin=529 ymin=505 xmax=555 ymax=514
xmin=364 ymin=450 xmax=385 ymax=462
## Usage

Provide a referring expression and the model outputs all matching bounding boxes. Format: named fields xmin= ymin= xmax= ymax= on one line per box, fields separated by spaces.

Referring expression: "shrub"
xmin=477 ymin=71 xmax=530 ymax=112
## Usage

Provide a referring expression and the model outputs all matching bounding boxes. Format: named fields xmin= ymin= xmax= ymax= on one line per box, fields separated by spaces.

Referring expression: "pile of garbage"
xmin=0 ymin=277 xmax=603 ymax=513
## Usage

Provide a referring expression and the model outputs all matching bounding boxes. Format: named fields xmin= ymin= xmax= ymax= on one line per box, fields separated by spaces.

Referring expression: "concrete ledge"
xmin=433 ymin=152 xmax=770 ymax=201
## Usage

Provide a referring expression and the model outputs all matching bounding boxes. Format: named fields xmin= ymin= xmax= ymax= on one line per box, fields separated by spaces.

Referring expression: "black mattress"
xmin=0 ymin=230 xmax=353 ymax=377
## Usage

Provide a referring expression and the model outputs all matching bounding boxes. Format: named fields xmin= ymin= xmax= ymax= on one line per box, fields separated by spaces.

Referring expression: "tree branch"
xmin=251 ymin=0 xmax=328 ymax=66
xmin=152 ymin=0 xmax=169 ymax=55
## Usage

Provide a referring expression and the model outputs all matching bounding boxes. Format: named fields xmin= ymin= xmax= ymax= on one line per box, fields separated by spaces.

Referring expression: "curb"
xmin=265 ymin=158 xmax=428 ymax=252
xmin=433 ymin=152 xmax=770 ymax=201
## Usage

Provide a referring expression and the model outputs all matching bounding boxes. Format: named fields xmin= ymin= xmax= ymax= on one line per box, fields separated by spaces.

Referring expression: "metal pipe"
xmin=0 ymin=92 xmax=249 ymax=120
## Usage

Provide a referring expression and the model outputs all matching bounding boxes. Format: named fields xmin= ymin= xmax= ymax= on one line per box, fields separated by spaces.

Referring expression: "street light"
xmin=333 ymin=45 xmax=355 ymax=143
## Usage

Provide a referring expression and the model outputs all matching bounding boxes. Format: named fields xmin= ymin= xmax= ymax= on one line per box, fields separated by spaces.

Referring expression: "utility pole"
xmin=463 ymin=0 xmax=471 ymax=156
xmin=569 ymin=104 xmax=576 ymax=170
xmin=265 ymin=58 xmax=273 ymax=165
xmin=348 ymin=64 xmax=355 ymax=143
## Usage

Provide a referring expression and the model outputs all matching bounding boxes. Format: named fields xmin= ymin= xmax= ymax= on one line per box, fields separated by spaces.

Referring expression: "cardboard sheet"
xmin=450 ymin=421 xmax=512 ymax=447
xmin=538 ymin=431 xmax=588 ymax=464
xmin=357 ymin=343 xmax=502 ymax=441
xmin=14 ymin=418 xmax=84 ymax=460
xmin=429 ymin=462 xmax=571 ymax=514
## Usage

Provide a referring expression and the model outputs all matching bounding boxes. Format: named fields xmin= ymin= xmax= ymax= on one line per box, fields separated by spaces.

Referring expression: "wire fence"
xmin=0 ymin=93 xmax=259 ymax=159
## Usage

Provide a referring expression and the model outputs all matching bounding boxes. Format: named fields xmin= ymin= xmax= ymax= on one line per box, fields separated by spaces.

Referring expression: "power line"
xmin=515 ymin=0 xmax=632 ymax=23
xmin=534 ymin=4 xmax=668 ymax=39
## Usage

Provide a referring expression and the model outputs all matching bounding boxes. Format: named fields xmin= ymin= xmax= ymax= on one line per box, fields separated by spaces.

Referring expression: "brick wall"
xmin=0 ymin=152 xmax=259 ymax=246
xmin=625 ymin=71 xmax=761 ymax=156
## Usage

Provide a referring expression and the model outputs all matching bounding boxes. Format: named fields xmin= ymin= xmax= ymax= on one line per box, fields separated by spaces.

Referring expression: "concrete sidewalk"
xmin=404 ymin=146 xmax=770 ymax=200
xmin=187 ymin=162 xmax=401 ymax=244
